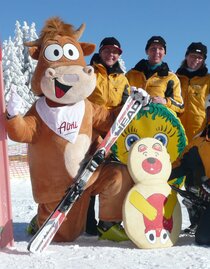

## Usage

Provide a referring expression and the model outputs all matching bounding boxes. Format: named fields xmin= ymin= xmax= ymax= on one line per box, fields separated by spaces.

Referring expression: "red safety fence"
xmin=0 ymin=46 xmax=14 ymax=248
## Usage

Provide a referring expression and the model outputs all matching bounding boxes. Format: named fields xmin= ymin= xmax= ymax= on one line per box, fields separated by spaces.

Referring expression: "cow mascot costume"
xmin=5 ymin=17 xmax=136 ymax=242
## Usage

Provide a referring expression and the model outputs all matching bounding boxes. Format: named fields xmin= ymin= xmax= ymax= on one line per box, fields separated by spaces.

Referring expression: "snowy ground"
xmin=1 ymin=178 xmax=210 ymax=269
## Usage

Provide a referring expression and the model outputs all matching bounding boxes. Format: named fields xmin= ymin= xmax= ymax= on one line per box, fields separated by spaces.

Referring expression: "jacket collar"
xmin=133 ymin=59 xmax=169 ymax=79
xmin=90 ymin=53 xmax=124 ymax=75
xmin=176 ymin=66 xmax=208 ymax=78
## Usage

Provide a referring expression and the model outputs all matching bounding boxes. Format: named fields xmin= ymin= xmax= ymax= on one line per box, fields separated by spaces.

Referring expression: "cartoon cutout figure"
xmin=123 ymin=137 xmax=181 ymax=249
xmin=112 ymin=103 xmax=187 ymax=187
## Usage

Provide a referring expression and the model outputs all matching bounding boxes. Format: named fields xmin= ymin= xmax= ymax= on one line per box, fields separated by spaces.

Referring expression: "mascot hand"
xmin=199 ymin=178 xmax=210 ymax=202
xmin=130 ymin=86 xmax=150 ymax=107
xmin=7 ymin=84 xmax=26 ymax=118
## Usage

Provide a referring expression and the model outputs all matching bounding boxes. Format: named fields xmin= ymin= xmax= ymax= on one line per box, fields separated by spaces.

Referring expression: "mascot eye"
xmin=145 ymin=230 xmax=156 ymax=244
xmin=44 ymin=44 xmax=63 ymax=61
xmin=154 ymin=133 xmax=168 ymax=147
xmin=63 ymin=44 xmax=79 ymax=60
xmin=160 ymin=229 xmax=169 ymax=244
xmin=125 ymin=134 xmax=140 ymax=151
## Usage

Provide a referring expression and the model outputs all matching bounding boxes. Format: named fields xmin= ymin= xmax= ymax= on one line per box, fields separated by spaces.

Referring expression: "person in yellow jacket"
xmin=88 ymin=37 xmax=129 ymax=110
xmin=169 ymin=94 xmax=210 ymax=241
xmin=176 ymin=42 xmax=210 ymax=142
xmin=126 ymin=36 xmax=184 ymax=114
xmin=86 ymin=37 xmax=130 ymax=237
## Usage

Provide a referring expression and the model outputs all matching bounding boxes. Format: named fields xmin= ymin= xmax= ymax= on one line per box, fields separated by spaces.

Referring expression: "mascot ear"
xmin=24 ymin=40 xmax=40 ymax=60
xmin=80 ymin=42 xmax=96 ymax=56
xmin=27 ymin=47 xmax=40 ymax=60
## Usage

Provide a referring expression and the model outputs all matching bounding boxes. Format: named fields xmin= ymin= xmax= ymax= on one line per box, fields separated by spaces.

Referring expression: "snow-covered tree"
xmin=118 ymin=56 xmax=126 ymax=73
xmin=13 ymin=21 xmax=24 ymax=70
xmin=3 ymin=38 xmax=24 ymax=102
xmin=2 ymin=21 xmax=38 ymax=113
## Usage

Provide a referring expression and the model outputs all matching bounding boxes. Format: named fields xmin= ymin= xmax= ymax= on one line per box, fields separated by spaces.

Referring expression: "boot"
xmin=184 ymin=223 xmax=198 ymax=235
xmin=183 ymin=203 xmax=201 ymax=235
xmin=26 ymin=215 xmax=39 ymax=235
xmin=97 ymin=221 xmax=129 ymax=242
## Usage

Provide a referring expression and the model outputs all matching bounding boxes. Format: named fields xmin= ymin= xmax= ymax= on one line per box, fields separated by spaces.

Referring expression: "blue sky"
xmin=1 ymin=0 xmax=210 ymax=72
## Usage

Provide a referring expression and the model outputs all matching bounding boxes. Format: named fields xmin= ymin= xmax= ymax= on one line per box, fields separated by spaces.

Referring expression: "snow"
xmin=0 ymin=177 xmax=210 ymax=269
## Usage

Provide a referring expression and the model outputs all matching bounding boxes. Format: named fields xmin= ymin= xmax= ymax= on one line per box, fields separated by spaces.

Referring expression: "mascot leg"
xmin=37 ymin=190 xmax=92 ymax=242
xmin=93 ymin=163 xmax=134 ymax=242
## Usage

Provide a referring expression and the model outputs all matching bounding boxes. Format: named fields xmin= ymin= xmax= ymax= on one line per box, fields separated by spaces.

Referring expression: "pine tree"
xmin=118 ymin=56 xmax=126 ymax=73
xmin=3 ymin=38 xmax=24 ymax=103
xmin=2 ymin=20 xmax=38 ymax=113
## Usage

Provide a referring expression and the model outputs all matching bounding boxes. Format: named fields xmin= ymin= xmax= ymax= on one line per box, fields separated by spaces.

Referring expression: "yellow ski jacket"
xmin=177 ymin=67 xmax=210 ymax=142
xmin=126 ymin=60 xmax=184 ymax=114
xmin=88 ymin=54 xmax=130 ymax=109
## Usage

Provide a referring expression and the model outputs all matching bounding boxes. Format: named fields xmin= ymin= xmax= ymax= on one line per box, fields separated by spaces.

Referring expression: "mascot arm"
xmin=163 ymin=190 xmax=178 ymax=219
xmin=92 ymin=103 xmax=121 ymax=134
xmin=6 ymin=105 xmax=40 ymax=143
xmin=129 ymin=190 xmax=157 ymax=220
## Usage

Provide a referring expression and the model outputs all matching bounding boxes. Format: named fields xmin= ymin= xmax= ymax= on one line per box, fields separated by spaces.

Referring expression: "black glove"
xmin=121 ymin=86 xmax=129 ymax=104
xmin=165 ymin=80 xmax=174 ymax=98
xmin=199 ymin=178 xmax=210 ymax=202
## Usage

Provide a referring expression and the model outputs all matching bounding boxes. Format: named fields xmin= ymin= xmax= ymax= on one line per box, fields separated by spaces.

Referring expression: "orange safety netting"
xmin=8 ymin=143 xmax=30 ymax=180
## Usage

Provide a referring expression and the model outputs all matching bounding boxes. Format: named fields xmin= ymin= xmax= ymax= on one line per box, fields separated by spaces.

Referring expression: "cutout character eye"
xmin=125 ymin=134 xmax=140 ymax=151
xmin=154 ymin=133 xmax=168 ymax=147
xmin=138 ymin=144 xmax=147 ymax=152
xmin=160 ymin=229 xmax=169 ymax=244
xmin=152 ymin=142 xmax=162 ymax=152
xmin=145 ymin=230 xmax=156 ymax=244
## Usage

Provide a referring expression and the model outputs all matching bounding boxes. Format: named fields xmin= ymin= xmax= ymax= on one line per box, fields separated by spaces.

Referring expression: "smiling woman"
xmin=176 ymin=42 xmax=210 ymax=143
xmin=126 ymin=36 xmax=184 ymax=114
xmin=85 ymin=36 xmax=130 ymax=236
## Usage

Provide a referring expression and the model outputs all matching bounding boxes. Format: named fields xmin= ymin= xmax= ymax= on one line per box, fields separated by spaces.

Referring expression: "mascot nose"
xmin=83 ymin=65 xmax=94 ymax=75
xmin=45 ymin=68 xmax=56 ymax=78
xmin=147 ymin=157 xmax=156 ymax=164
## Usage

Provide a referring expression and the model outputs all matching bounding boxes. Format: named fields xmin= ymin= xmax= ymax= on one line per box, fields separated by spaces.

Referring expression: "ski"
xmin=170 ymin=185 xmax=208 ymax=210
xmin=27 ymin=90 xmax=147 ymax=253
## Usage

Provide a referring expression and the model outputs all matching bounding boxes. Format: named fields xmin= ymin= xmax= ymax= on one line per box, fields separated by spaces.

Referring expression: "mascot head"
xmin=128 ymin=137 xmax=171 ymax=185
xmin=112 ymin=103 xmax=187 ymax=164
xmin=24 ymin=17 xmax=96 ymax=105
xmin=112 ymin=103 xmax=187 ymax=187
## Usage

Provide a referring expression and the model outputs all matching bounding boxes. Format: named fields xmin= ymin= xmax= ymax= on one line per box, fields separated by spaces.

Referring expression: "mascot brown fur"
xmin=6 ymin=17 xmax=131 ymax=242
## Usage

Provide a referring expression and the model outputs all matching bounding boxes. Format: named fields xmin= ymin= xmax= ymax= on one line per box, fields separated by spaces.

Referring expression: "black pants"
xmin=195 ymin=204 xmax=210 ymax=245
xmin=86 ymin=196 xmax=97 ymax=234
